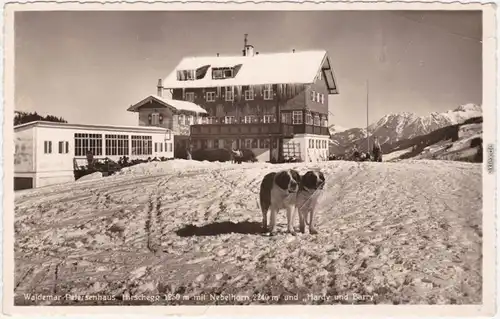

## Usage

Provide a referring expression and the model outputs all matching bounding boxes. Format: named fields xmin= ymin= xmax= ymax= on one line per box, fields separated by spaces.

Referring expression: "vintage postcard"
xmin=2 ymin=0 xmax=497 ymax=317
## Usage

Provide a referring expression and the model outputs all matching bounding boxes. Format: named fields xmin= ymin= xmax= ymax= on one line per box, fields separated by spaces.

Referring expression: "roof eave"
xmin=323 ymin=54 xmax=340 ymax=95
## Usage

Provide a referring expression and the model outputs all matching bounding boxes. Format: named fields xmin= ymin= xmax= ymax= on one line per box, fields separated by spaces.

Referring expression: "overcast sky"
xmin=15 ymin=10 xmax=482 ymax=128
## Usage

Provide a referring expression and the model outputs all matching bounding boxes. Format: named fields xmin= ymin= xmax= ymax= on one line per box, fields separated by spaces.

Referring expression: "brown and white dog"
xmin=259 ymin=169 xmax=301 ymax=235
xmin=296 ymin=170 xmax=325 ymax=234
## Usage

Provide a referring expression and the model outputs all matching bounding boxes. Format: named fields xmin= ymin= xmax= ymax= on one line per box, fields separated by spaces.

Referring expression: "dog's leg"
xmin=261 ymin=207 xmax=268 ymax=232
xmin=309 ymin=208 xmax=318 ymax=235
xmin=268 ymin=206 xmax=277 ymax=235
xmin=298 ymin=207 xmax=306 ymax=234
xmin=286 ymin=205 xmax=297 ymax=236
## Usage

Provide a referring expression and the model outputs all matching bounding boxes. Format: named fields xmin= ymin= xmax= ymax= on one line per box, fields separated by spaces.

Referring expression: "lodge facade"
xmin=128 ymin=36 xmax=339 ymax=162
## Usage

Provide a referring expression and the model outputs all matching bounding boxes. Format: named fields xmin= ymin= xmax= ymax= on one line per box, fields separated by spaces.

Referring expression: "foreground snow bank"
xmin=14 ymin=160 xmax=482 ymax=305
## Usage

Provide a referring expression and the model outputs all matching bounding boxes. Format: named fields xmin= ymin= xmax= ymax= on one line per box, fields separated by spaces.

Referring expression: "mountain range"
xmin=329 ymin=103 xmax=482 ymax=154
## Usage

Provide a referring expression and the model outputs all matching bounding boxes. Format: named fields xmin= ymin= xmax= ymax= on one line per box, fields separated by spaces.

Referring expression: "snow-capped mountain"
xmin=330 ymin=103 xmax=482 ymax=154
xmin=328 ymin=124 xmax=348 ymax=136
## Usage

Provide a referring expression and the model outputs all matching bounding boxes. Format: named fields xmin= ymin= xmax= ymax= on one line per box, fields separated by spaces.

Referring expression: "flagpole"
xmin=366 ymin=80 xmax=370 ymax=153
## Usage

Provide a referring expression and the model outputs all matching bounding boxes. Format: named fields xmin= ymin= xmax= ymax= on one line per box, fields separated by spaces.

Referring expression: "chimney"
xmin=157 ymin=78 xmax=163 ymax=97
xmin=245 ymin=45 xmax=255 ymax=57
xmin=292 ymin=49 xmax=295 ymax=53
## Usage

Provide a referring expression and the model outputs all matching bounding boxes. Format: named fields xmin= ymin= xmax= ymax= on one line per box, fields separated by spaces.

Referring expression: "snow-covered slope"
xmin=330 ymin=104 xmax=482 ymax=154
xmin=14 ymin=159 xmax=482 ymax=305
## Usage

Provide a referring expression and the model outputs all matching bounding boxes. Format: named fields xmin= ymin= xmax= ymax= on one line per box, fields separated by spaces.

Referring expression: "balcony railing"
xmin=190 ymin=123 xmax=330 ymax=137
xmin=190 ymin=123 xmax=295 ymax=137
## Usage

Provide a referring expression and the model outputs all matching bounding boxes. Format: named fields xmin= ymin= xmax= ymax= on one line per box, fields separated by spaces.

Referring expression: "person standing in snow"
xmin=372 ymin=137 xmax=382 ymax=162
xmin=352 ymin=145 xmax=360 ymax=161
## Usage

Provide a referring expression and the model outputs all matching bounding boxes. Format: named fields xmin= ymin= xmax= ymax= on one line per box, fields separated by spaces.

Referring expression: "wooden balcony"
xmin=190 ymin=123 xmax=295 ymax=138
xmin=190 ymin=123 xmax=330 ymax=138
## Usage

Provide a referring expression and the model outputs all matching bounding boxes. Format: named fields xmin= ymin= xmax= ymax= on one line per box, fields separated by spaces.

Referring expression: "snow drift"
xmin=14 ymin=159 xmax=482 ymax=305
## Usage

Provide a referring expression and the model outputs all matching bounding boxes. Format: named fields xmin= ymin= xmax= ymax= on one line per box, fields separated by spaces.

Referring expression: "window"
xmin=151 ymin=112 xmax=160 ymax=125
xmin=206 ymin=92 xmax=216 ymax=102
xmin=212 ymin=67 xmax=234 ymax=80
xmin=322 ymin=116 xmax=328 ymax=127
xmin=213 ymin=69 xmax=224 ymax=79
xmin=320 ymin=94 xmax=325 ymax=104
xmin=58 ymin=141 xmax=64 ymax=154
xmin=186 ymin=70 xmax=195 ymax=80
xmin=185 ymin=92 xmax=195 ymax=102
xmin=65 ymin=141 xmax=69 ymax=154
xmin=263 ymin=115 xmax=276 ymax=123
xmin=318 ymin=71 xmax=322 ymax=81
xmin=74 ymin=133 xmax=103 ymax=156
xmin=177 ymin=69 xmax=195 ymax=81
xmin=169 ymin=143 xmax=172 ymax=152
xmin=245 ymin=139 xmax=252 ymax=149
xmin=160 ymin=143 xmax=163 ymax=152
xmin=187 ymin=115 xmax=194 ymax=125
xmin=292 ymin=111 xmax=303 ymax=125
xmin=105 ymin=134 xmax=129 ymax=156
xmin=313 ymin=114 xmax=321 ymax=126
xmin=281 ymin=112 xmax=292 ymax=124
xmin=224 ymin=69 xmax=233 ymax=78
xmin=155 ymin=143 xmax=158 ymax=153
xmin=214 ymin=139 xmax=219 ymax=149
xmin=259 ymin=138 xmax=270 ymax=149
xmin=323 ymin=140 xmax=327 ymax=149
xmin=243 ymin=115 xmax=257 ymax=123
xmin=224 ymin=116 xmax=235 ymax=124
xmin=309 ymin=139 xmax=313 ymax=148
xmin=311 ymin=90 xmax=316 ymax=102
xmin=264 ymin=84 xmax=273 ymax=100
xmin=305 ymin=111 xmax=313 ymax=125
xmin=316 ymin=92 xmax=321 ymax=102
xmin=316 ymin=140 xmax=321 ymax=149
xmin=131 ymin=135 xmax=152 ymax=156
xmin=225 ymin=87 xmax=234 ymax=101
xmin=178 ymin=114 xmax=185 ymax=125
xmin=251 ymin=139 xmax=258 ymax=148
xmin=44 ymin=141 xmax=52 ymax=154
xmin=244 ymin=88 xmax=254 ymax=101
xmin=206 ymin=117 xmax=218 ymax=124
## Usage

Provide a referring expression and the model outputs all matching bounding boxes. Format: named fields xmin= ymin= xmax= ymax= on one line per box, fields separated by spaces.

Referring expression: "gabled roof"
xmin=162 ymin=50 xmax=339 ymax=94
xmin=127 ymin=95 xmax=208 ymax=114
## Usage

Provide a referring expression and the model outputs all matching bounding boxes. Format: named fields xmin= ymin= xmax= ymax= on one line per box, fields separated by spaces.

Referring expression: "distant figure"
xmin=231 ymin=148 xmax=243 ymax=163
xmin=372 ymin=137 xmax=382 ymax=162
xmin=86 ymin=150 xmax=94 ymax=169
xmin=351 ymin=145 xmax=360 ymax=161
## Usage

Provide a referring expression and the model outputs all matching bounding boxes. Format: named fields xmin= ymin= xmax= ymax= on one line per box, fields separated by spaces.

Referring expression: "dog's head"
xmin=301 ymin=170 xmax=326 ymax=191
xmin=275 ymin=169 xmax=301 ymax=193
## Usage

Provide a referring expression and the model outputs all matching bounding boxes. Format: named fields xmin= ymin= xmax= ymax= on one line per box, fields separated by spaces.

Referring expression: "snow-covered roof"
xmin=127 ymin=95 xmax=208 ymax=114
xmin=161 ymin=50 xmax=339 ymax=94
xmin=14 ymin=121 xmax=171 ymax=134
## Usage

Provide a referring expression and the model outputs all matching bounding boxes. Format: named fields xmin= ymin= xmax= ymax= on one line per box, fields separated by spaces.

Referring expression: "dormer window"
xmin=177 ymin=69 xmax=196 ymax=81
xmin=213 ymin=69 xmax=224 ymax=79
xmin=212 ymin=67 xmax=235 ymax=80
